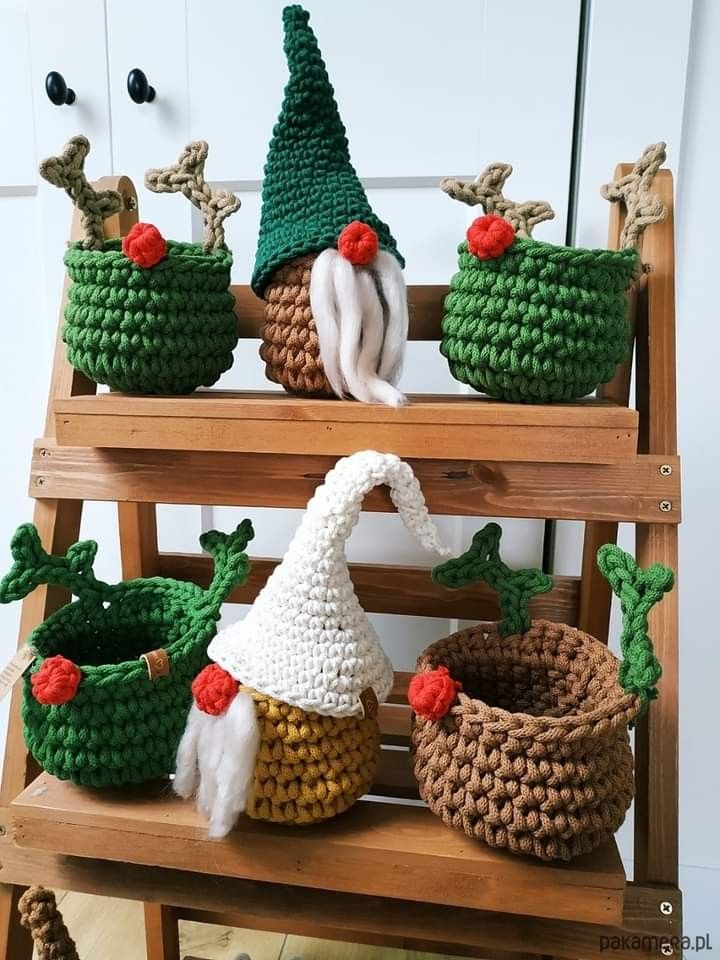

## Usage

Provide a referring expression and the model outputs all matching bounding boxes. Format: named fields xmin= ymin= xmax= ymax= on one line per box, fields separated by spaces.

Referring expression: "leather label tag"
xmin=0 ymin=644 xmax=35 ymax=703
xmin=140 ymin=648 xmax=170 ymax=681
xmin=359 ymin=687 xmax=379 ymax=720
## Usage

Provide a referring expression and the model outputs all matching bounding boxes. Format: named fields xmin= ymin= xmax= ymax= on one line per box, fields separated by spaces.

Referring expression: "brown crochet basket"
xmin=409 ymin=523 xmax=674 ymax=862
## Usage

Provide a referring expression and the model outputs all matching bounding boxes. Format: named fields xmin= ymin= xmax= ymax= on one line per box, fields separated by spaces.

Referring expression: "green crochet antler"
xmin=0 ymin=523 xmax=110 ymax=605
xmin=597 ymin=544 xmax=674 ymax=710
xmin=198 ymin=519 xmax=255 ymax=617
xmin=433 ymin=522 xmax=553 ymax=636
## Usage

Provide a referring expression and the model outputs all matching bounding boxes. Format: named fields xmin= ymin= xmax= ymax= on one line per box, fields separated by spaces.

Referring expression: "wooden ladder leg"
xmin=118 ymin=502 xmax=182 ymax=960
xmin=577 ymin=520 xmax=617 ymax=640
xmin=633 ymin=521 xmax=679 ymax=886
xmin=0 ymin=498 xmax=84 ymax=958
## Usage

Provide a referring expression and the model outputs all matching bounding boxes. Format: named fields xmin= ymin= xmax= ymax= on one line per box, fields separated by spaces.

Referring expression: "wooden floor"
xmin=47 ymin=891 xmax=466 ymax=960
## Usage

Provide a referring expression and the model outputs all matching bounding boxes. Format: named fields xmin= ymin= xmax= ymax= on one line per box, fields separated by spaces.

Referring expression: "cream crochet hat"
xmin=208 ymin=450 xmax=450 ymax=717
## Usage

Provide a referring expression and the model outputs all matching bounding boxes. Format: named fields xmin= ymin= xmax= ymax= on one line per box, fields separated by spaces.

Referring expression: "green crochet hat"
xmin=0 ymin=521 xmax=254 ymax=788
xmin=439 ymin=144 xmax=667 ymax=403
xmin=251 ymin=5 xmax=404 ymax=296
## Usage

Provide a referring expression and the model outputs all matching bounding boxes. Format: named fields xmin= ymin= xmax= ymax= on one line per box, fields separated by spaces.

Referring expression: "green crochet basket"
xmin=40 ymin=136 xmax=241 ymax=395
xmin=0 ymin=520 xmax=253 ymax=788
xmin=439 ymin=144 xmax=667 ymax=403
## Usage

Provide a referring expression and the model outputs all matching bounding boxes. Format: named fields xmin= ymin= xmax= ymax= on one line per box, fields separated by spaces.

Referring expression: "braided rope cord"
xmin=145 ymin=140 xmax=241 ymax=253
xmin=39 ymin=135 xmax=122 ymax=251
xmin=0 ymin=523 xmax=110 ymax=606
xmin=597 ymin=544 xmax=674 ymax=708
xmin=18 ymin=886 xmax=79 ymax=960
xmin=441 ymin=162 xmax=555 ymax=237
xmin=432 ymin=522 xmax=553 ymax=636
xmin=600 ymin=141 xmax=667 ymax=250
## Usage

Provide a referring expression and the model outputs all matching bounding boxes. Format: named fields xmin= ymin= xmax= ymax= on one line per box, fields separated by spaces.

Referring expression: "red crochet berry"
xmin=408 ymin=666 xmax=462 ymax=721
xmin=31 ymin=655 xmax=82 ymax=706
xmin=466 ymin=214 xmax=515 ymax=260
xmin=122 ymin=222 xmax=168 ymax=268
xmin=192 ymin=663 xmax=239 ymax=716
xmin=337 ymin=221 xmax=379 ymax=265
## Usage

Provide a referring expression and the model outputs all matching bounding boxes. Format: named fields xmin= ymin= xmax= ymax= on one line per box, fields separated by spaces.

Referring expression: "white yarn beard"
xmin=174 ymin=690 xmax=260 ymax=839
xmin=309 ymin=249 xmax=408 ymax=406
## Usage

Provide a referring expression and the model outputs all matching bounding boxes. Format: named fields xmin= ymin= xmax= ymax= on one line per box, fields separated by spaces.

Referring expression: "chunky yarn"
xmin=0 ymin=521 xmax=253 ymax=788
xmin=18 ymin=886 xmax=79 ymax=960
xmin=440 ymin=145 xmax=667 ymax=403
xmin=122 ymin=221 xmax=167 ymax=268
xmin=176 ymin=452 xmax=448 ymax=837
xmin=251 ymin=5 xmax=403 ymax=296
xmin=41 ymin=136 xmax=241 ymax=395
xmin=246 ymin=687 xmax=380 ymax=825
xmin=63 ymin=240 xmax=237 ymax=395
xmin=409 ymin=529 xmax=673 ymax=861
xmin=441 ymin=237 xmax=639 ymax=402
xmin=209 ymin=450 xmax=449 ymax=718
xmin=411 ymin=621 xmax=640 ymax=861
xmin=260 ymin=254 xmax=335 ymax=396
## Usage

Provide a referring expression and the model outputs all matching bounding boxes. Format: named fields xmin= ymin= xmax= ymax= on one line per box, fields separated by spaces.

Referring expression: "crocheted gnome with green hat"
xmin=253 ymin=5 xmax=408 ymax=406
xmin=439 ymin=142 xmax=667 ymax=403
xmin=175 ymin=450 xmax=449 ymax=837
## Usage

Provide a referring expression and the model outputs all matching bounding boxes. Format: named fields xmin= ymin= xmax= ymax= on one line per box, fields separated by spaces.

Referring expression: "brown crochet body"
xmin=245 ymin=688 xmax=380 ymax=825
xmin=411 ymin=620 xmax=641 ymax=861
xmin=260 ymin=254 xmax=335 ymax=397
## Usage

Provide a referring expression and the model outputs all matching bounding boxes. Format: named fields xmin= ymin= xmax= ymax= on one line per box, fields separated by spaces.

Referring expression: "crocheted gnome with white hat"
xmin=175 ymin=450 xmax=449 ymax=837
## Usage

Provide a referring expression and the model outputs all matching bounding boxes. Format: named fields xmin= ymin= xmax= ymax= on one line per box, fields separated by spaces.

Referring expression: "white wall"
xmin=0 ymin=0 xmax=718 ymax=942
xmin=674 ymin=0 xmax=720 ymax=938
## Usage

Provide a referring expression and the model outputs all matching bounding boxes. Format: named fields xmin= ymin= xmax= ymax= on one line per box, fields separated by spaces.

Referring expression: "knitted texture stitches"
xmin=260 ymin=254 xmax=335 ymax=396
xmin=441 ymin=237 xmax=639 ymax=403
xmin=209 ymin=450 xmax=449 ymax=717
xmin=411 ymin=621 xmax=640 ymax=861
xmin=245 ymin=687 xmax=380 ymax=824
xmin=251 ymin=5 xmax=403 ymax=296
xmin=0 ymin=521 xmax=253 ymax=787
xmin=63 ymin=239 xmax=238 ymax=394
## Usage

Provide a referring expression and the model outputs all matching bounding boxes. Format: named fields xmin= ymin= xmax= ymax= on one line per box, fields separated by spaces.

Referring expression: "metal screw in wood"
xmin=659 ymin=500 xmax=672 ymax=512
xmin=661 ymin=942 xmax=674 ymax=956
xmin=659 ymin=464 xmax=673 ymax=476
xmin=660 ymin=900 xmax=673 ymax=915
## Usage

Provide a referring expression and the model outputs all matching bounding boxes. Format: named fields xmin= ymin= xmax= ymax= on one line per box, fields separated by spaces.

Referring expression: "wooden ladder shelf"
xmin=0 ymin=164 xmax=681 ymax=960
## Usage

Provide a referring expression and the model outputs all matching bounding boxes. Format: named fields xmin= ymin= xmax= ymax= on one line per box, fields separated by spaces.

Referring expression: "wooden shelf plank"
xmin=0 ymin=844 xmax=672 ymax=960
xmin=53 ymin=392 xmax=639 ymax=464
xmin=232 ymin=283 xmax=449 ymax=342
xmin=157 ymin=553 xmax=581 ymax=623
xmin=11 ymin=774 xmax=625 ymax=928
xmin=30 ymin=444 xmax=681 ymax=524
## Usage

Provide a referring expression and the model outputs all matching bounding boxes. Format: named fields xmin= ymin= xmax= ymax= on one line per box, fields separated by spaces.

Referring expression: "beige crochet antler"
xmin=145 ymin=141 xmax=240 ymax=253
xmin=601 ymin=142 xmax=667 ymax=250
xmin=441 ymin=163 xmax=555 ymax=237
xmin=39 ymin=135 xmax=123 ymax=251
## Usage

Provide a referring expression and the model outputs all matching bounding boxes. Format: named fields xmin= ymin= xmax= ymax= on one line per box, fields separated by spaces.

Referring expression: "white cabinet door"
xmin=106 ymin=0 xmax=190 ymax=239
xmin=28 ymin=0 xmax=112 ymax=340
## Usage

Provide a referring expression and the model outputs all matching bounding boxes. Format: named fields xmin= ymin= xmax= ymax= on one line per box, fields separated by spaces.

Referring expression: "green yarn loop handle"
xmin=197 ymin=519 xmax=255 ymax=617
xmin=597 ymin=544 xmax=674 ymax=710
xmin=432 ymin=522 xmax=553 ymax=637
xmin=0 ymin=523 xmax=110 ymax=606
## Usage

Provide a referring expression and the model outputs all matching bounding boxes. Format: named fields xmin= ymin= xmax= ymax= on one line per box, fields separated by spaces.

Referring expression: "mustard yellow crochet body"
xmin=244 ymin=688 xmax=380 ymax=825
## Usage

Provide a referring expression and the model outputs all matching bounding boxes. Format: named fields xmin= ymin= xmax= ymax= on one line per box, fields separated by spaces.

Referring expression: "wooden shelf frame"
xmin=0 ymin=165 xmax=681 ymax=960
